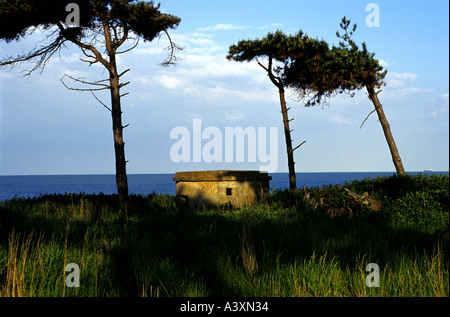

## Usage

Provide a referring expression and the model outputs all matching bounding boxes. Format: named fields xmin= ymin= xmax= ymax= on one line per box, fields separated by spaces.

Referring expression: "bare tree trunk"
xmin=104 ymin=22 xmax=129 ymax=207
xmin=367 ymin=84 xmax=406 ymax=175
xmin=279 ymin=88 xmax=297 ymax=190
xmin=259 ymin=56 xmax=298 ymax=190
xmin=109 ymin=70 xmax=129 ymax=206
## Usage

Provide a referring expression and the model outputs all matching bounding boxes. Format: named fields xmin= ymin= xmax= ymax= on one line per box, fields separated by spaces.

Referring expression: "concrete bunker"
xmin=173 ymin=170 xmax=272 ymax=209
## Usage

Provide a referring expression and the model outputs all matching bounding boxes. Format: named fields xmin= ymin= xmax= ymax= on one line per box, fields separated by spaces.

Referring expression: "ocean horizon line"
xmin=1 ymin=170 xmax=448 ymax=177
xmin=1 ymin=171 xmax=448 ymax=201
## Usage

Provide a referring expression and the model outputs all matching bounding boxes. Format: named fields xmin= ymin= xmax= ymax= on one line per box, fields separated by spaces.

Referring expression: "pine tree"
xmin=283 ymin=17 xmax=406 ymax=175
xmin=0 ymin=0 xmax=182 ymax=207
xmin=227 ymin=30 xmax=329 ymax=190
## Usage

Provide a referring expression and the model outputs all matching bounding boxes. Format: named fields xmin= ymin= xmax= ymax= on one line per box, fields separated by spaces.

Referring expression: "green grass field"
xmin=0 ymin=173 xmax=448 ymax=297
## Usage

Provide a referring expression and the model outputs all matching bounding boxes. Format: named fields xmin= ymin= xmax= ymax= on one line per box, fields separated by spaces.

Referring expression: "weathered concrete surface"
xmin=173 ymin=171 xmax=271 ymax=209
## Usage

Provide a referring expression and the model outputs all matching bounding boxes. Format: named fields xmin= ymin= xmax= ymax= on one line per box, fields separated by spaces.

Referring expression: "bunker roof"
xmin=173 ymin=170 xmax=272 ymax=182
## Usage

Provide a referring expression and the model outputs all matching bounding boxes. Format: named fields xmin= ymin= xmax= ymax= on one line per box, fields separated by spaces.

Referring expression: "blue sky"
xmin=0 ymin=0 xmax=449 ymax=175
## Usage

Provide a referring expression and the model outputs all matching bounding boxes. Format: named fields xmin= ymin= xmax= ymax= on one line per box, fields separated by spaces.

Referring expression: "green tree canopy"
xmin=0 ymin=0 xmax=179 ymax=42
xmin=0 ymin=0 xmax=181 ymax=73
xmin=283 ymin=18 xmax=387 ymax=106
xmin=227 ymin=29 xmax=329 ymax=92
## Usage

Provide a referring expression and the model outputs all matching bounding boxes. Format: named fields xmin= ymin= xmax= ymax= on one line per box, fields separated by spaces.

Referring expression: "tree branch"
xmin=118 ymin=69 xmax=130 ymax=77
xmin=360 ymin=109 xmax=377 ymax=129
xmin=57 ymin=21 xmax=112 ymax=72
xmin=291 ymin=141 xmax=306 ymax=153
xmin=119 ymin=81 xmax=130 ymax=88
xmin=60 ymin=74 xmax=112 ymax=112
xmin=116 ymin=37 xmax=139 ymax=54
xmin=256 ymin=59 xmax=269 ymax=72
xmin=160 ymin=29 xmax=183 ymax=67
xmin=113 ymin=24 xmax=129 ymax=51
xmin=90 ymin=90 xmax=111 ymax=112
xmin=79 ymin=47 xmax=99 ymax=66
xmin=0 ymin=29 xmax=66 ymax=76
xmin=257 ymin=56 xmax=283 ymax=89
xmin=61 ymin=73 xmax=111 ymax=90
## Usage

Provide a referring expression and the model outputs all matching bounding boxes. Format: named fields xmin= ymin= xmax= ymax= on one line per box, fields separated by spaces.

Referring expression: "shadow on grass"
xmin=0 ymin=184 xmax=448 ymax=296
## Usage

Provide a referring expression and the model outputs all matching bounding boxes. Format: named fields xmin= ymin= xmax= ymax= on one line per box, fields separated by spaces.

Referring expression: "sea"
xmin=0 ymin=171 xmax=447 ymax=202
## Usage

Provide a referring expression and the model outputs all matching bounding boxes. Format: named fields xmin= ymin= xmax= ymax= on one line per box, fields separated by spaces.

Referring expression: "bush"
xmin=347 ymin=173 xmax=449 ymax=203
xmin=386 ymin=188 xmax=449 ymax=234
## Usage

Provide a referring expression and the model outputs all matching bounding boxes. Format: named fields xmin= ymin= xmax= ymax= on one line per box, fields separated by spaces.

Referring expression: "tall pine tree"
xmin=227 ymin=30 xmax=329 ymax=190
xmin=0 ymin=0 xmax=182 ymax=207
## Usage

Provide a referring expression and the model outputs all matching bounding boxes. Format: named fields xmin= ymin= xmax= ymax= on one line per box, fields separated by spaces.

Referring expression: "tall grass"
xmin=0 ymin=174 xmax=448 ymax=297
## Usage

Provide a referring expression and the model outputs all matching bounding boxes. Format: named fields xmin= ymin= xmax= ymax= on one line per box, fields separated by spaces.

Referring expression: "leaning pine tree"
xmin=284 ymin=17 xmax=406 ymax=175
xmin=0 ymin=0 xmax=182 ymax=207
xmin=333 ymin=18 xmax=406 ymax=175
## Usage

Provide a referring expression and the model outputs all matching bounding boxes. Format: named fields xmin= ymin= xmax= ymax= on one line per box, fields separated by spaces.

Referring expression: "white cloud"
xmin=158 ymin=75 xmax=185 ymax=90
xmin=332 ymin=115 xmax=353 ymax=126
xmin=427 ymin=92 xmax=450 ymax=118
xmin=149 ymin=49 xmax=279 ymax=107
xmin=0 ymin=73 xmax=13 ymax=79
xmin=387 ymin=72 xmax=418 ymax=81
xmin=225 ymin=110 xmax=245 ymax=121
xmin=378 ymin=59 xmax=390 ymax=68
xmin=259 ymin=23 xmax=284 ymax=30
xmin=170 ymin=33 xmax=226 ymax=55
xmin=174 ymin=34 xmax=216 ymax=47
xmin=382 ymin=72 xmax=435 ymax=101
xmin=387 ymin=79 xmax=406 ymax=88
xmin=196 ymin=24 xmax=250 ymax=32
xmin=133 ymin=75 xmax=151 ymax=85
xmin=134 ymin=46 xmax=165 ymax=56
xmin=176 ymin=54 xmax=263 ymax=79
xmin=390 ymin=87 xmax=433 ymax=97
xmin=386 ymin=72 xmax=418 ymax=88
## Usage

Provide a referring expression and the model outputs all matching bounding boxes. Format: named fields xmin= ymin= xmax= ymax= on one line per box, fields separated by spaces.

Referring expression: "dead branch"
xmin=291 ymin=140 xmax=306 ymax=153
xmin=119 ymin=81 xmax=130 ymax=88
xmin=116 ymin=38 xmax=139 ymax=55
xmin=60 ymin=74 xmax=113 ymax=112
xmin=61 ymin=73 xmax=110 ymax=91
xmin=360 ymin=109 xmax=377 ymax=129
xmin=79 ymin=47 xmax=99 ymax=66
xmin=0 ymin=29 xmax=66 ymax=76
xmin=90 ymin=90 xmax=111 ymax=112
xmin=118 ymin=69 xmax=130 ymax=77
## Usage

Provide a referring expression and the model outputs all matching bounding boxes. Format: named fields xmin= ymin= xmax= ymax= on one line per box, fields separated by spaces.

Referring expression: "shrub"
xmin=386 ymin=188 xmax=449 ymax=234
xmin=347 ymin=173 xmax=449 ymax=203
